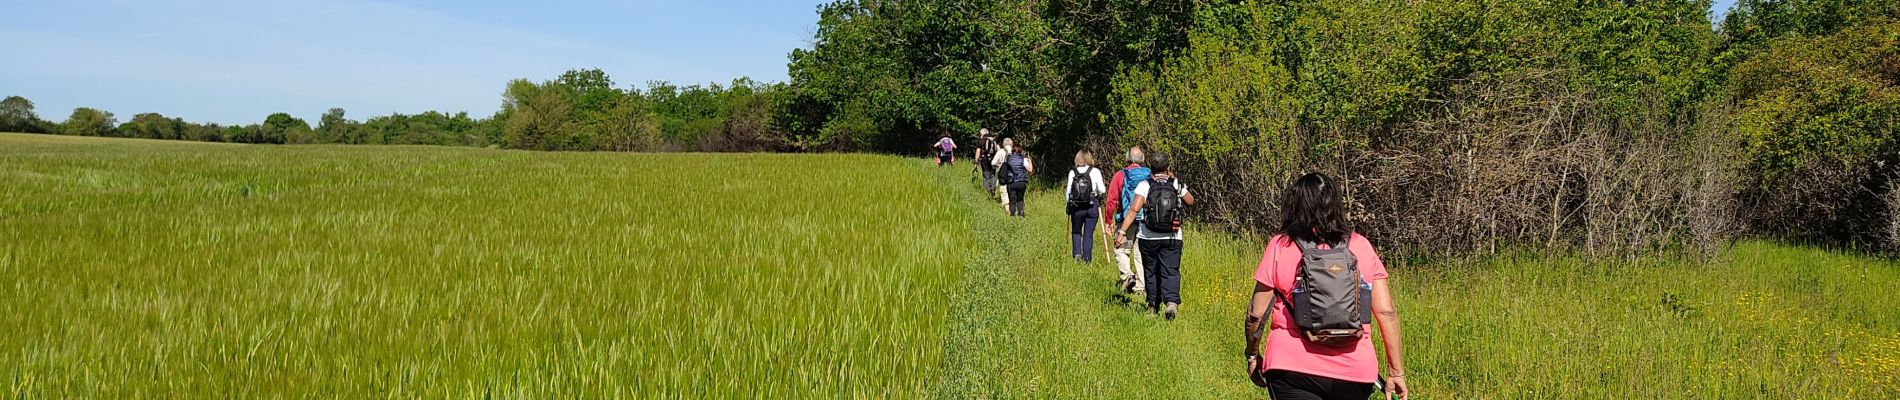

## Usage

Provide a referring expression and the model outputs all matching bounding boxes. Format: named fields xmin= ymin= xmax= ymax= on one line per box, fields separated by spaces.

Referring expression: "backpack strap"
xmin=1294 ymin=238 xmax=1319 ymax=252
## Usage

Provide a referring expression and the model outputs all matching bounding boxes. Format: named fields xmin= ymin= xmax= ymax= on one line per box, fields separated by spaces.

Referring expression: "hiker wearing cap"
xmin=1103 ymin=147 xmax=1149 ymax=294
xmin=991 ymin=138 xmax=1034 ymax=217
xmin=1243 ymin=172 xmax=1411 ymax=400
xmin=1065 ymin=149 xmax=1107 ymax=262
xmin=975 ymin=129 xmax=1000 ymax=193
xmin=1113 ymin=154 xmax=1193 ymax=319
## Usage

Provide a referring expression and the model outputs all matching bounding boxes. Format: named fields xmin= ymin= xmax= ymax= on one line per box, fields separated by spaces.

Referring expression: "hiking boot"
xmin=1164 ymin=303 xmax=1178 ymax=321
xmin=1119 ymin=276 xmax=1137 ymax=294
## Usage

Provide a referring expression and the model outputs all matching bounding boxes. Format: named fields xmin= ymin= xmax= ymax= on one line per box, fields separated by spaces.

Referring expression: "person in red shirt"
xmin=1244 ymin=173 xmax=1411 ymax=400
xmin=1102 ymin=147 xmax=1146 ymax=294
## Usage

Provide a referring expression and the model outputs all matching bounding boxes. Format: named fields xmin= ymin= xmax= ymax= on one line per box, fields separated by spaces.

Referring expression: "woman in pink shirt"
xmin=1243 ymin=173 xmax=1411 ymax=400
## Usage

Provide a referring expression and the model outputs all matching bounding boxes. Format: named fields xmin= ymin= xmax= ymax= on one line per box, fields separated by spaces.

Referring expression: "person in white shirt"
xmin=1065 ymin=149 xmax=1109 ymax=262
xmin=1113 ymin=154 xmax=1195 ymax=319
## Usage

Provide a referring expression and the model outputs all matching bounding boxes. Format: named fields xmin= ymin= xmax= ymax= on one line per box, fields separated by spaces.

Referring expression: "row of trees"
xmin=3 ymin=72 xmax=784 ymax=151
xmin=9 ymin=0 xmax=1896 ymax=255
xmin=783 ymin=0 xmax=1900 ymax=255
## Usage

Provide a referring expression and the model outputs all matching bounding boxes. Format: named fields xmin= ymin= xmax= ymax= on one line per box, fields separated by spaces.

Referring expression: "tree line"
xmin=6 ymin=0 xmax=1896 ymax=255
xmin=1 ymin=72 xmax=785 ymax=152
xmin=779 ymin=0 xmax=1899 ymax=256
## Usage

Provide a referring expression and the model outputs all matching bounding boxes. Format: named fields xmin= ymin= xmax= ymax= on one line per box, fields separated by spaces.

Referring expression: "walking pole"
xmin=1099 ymin=215 xmax=1110 ymax=266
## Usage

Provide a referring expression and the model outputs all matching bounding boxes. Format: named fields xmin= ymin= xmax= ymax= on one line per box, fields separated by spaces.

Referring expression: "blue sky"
xmin=3 ymin=0 xmax=827 ymax=125
xmin=5 ymin=0 xmax=1742 ymax=126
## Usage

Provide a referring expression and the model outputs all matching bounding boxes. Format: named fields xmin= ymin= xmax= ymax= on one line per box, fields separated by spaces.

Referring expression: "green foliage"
xmin=116 ymin=113 xmax=185 ymax=140
xmin=1726 ymin=18 xmax=1900 ymax=242
xmin=786 ymin=0 xmax=1218 ymax=156
xmin=263 ymin=112 xmax=313 ymax=144
xmin=60 ymin=107 xmax=116 ymax=137
xmin=1 ymin=96 xmax=52 ymax=133
xmin=315 ymin=108 xmax=361 ymax=144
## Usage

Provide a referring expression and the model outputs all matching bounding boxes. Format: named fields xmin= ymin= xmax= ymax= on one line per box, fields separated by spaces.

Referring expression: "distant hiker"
xmin=934 ymin=134 xmax=958 ymax=166
xmin=1066 ymin=149 xmax=1107 ymax=262
xmin=1113 ymin=154 xmax=1193 ymax=319
xmin=1243 ymin=172 xmax=1411 ymax=400
xmin=1103 ymin=147 xmax=1150 ymax=294
xmin=975 ymin=129 xmax=1000 ymax=193
xmin=992 ymin=138 xmax=1034 ymax=217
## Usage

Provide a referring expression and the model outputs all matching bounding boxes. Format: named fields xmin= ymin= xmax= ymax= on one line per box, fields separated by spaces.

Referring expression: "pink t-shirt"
xmin=1251 ymin=233 xmax=1388 ymax=383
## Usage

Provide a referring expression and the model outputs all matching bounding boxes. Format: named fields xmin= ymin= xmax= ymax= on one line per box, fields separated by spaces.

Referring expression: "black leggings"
xmin=1265 ymin=370 xmax=1375 ymax=400
xmin=1006 ymin=182 xmax=1027 ymax=217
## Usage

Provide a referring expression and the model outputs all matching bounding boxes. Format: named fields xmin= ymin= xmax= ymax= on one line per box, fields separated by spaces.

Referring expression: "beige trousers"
xmin=1114 ymin=223 xmax=1145 ymax=291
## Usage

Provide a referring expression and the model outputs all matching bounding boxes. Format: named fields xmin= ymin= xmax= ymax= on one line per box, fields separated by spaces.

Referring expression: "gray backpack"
xmin=1287 ymin=237 xmax=1374 ymax=347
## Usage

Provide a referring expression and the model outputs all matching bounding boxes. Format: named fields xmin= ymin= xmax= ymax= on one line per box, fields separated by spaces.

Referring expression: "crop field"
xmin=4 ymin=133 xmax=1898 ymax=399
xmin=0 ymin=133 xmax=970 ymax=397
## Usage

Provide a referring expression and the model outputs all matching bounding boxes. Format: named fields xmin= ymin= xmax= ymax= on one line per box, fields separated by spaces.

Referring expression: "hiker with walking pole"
xmin=1103 ymin=147 xmax=1150 ymax=294
xmin=1065 ymin=149 xmax=1107 ymax=263
xmin=1243 ymin=172 xmax=1411 ymax=400
xmin=1113 ymin=154 xmax=1193 ymax=319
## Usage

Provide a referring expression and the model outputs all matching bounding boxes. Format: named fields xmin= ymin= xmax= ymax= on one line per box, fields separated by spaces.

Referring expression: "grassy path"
xmin=921 ymin=160 xmax=1900 ymax=399
xmin=929 ymin=164 xmax=1265 ymax=398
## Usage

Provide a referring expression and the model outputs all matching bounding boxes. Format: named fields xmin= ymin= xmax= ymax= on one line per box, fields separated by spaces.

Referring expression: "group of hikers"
xmin=945 ymin=130 xmax=1412 ymax=400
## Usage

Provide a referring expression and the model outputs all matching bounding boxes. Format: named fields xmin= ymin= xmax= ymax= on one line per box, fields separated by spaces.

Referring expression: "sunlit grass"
xmin=926 ymin=165 xmax=1900 ymax=399
xmin=3 ymin=133 xmax=1895 ymax=398
xmin=0 ymin=133 xmax=971 ymax=397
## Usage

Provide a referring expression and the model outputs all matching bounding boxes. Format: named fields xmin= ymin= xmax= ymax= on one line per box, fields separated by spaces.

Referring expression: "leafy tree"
xmin=317 ymin=108 xmax=364 ymax=144
xmin=61 ymin=107 xmax=117 ymax=137
xmin=1 ymin=95 xmax=50 ymax=133
xmin=118 ymin=113 xmax=185 ymax=140
xmin=261 ymin=113 xmax=311 ymax=144
xmin=1728 ymin=19 xmax=1900 ymax=243
xmin=499 ymin=78 xmax=577 ymax=150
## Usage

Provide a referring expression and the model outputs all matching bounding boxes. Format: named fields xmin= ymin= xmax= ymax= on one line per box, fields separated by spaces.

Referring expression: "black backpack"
xmin=1067 ymin=167 xmax=1098 ymax=211
xmin=1287 ymin=237 xmax=1373 ymax=347
xmin=1142 ymin=176 xmax=1183 ymax=233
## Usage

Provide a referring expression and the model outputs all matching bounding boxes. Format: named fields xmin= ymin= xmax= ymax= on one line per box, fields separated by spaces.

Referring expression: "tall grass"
xmin=4 ymin=133 xmax=1895 ymax=398
xmin=928 ymin=164 xmax=1899 ymax=399
xmin=0 ymin=133 xmax=971 ymax=397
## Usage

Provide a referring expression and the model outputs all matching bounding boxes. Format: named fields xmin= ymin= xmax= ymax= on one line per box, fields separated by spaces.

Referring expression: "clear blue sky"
xmin=3 ymin=0 xmax=827 ymax=125
xmin=4 ymin=0 xmax=1741 ymax=126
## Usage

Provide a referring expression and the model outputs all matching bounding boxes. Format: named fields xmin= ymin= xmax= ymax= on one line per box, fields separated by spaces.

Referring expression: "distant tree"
xmin=118 ymin=112 xmax=184 ymax=139
xmin=181 ymin=122 xmax=225 ymax=142
xmin=61 ymin=107 xmax=116 ymax=136
xmin=1 ymin=96 xmax=49 ymax=133
xmin=499 ymin=78 xmax=577 ymax=150
xmin=262 ymin=112 xmax=312 ymax=144
xmin=222 ymin=125 xmax=251 ymax=143
xmin=316 ymin=108 xmax=363 ymax=144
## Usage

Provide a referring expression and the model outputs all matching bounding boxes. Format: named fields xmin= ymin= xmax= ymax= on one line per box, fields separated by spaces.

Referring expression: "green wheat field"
xmin=2 ymin=133 xmax=1896 ymax=398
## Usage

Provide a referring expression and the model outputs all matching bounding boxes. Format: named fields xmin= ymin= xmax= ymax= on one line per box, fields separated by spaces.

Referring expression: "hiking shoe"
xmin=1164 ymin=303 xmax=1178 ymax=321
xmin=1119 ymin=277 xmax=1137 ymax=294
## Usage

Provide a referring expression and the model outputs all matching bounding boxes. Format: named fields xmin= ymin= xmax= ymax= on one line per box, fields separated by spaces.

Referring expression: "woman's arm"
xmin=1115 ymin=195 xmax=1147 ymax=246
xmin=1371 ymin=278 xmax=1410 ymax=399
xmin=1245 ymin=282 xmax=1274 ymax=356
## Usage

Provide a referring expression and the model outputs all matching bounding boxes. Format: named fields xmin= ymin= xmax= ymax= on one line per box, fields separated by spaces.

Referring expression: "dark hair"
xmin=1147 ymin=153 xmax=1170 ymax=174
xmin=1280 ymin=172 xmax=1351 ymax=245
